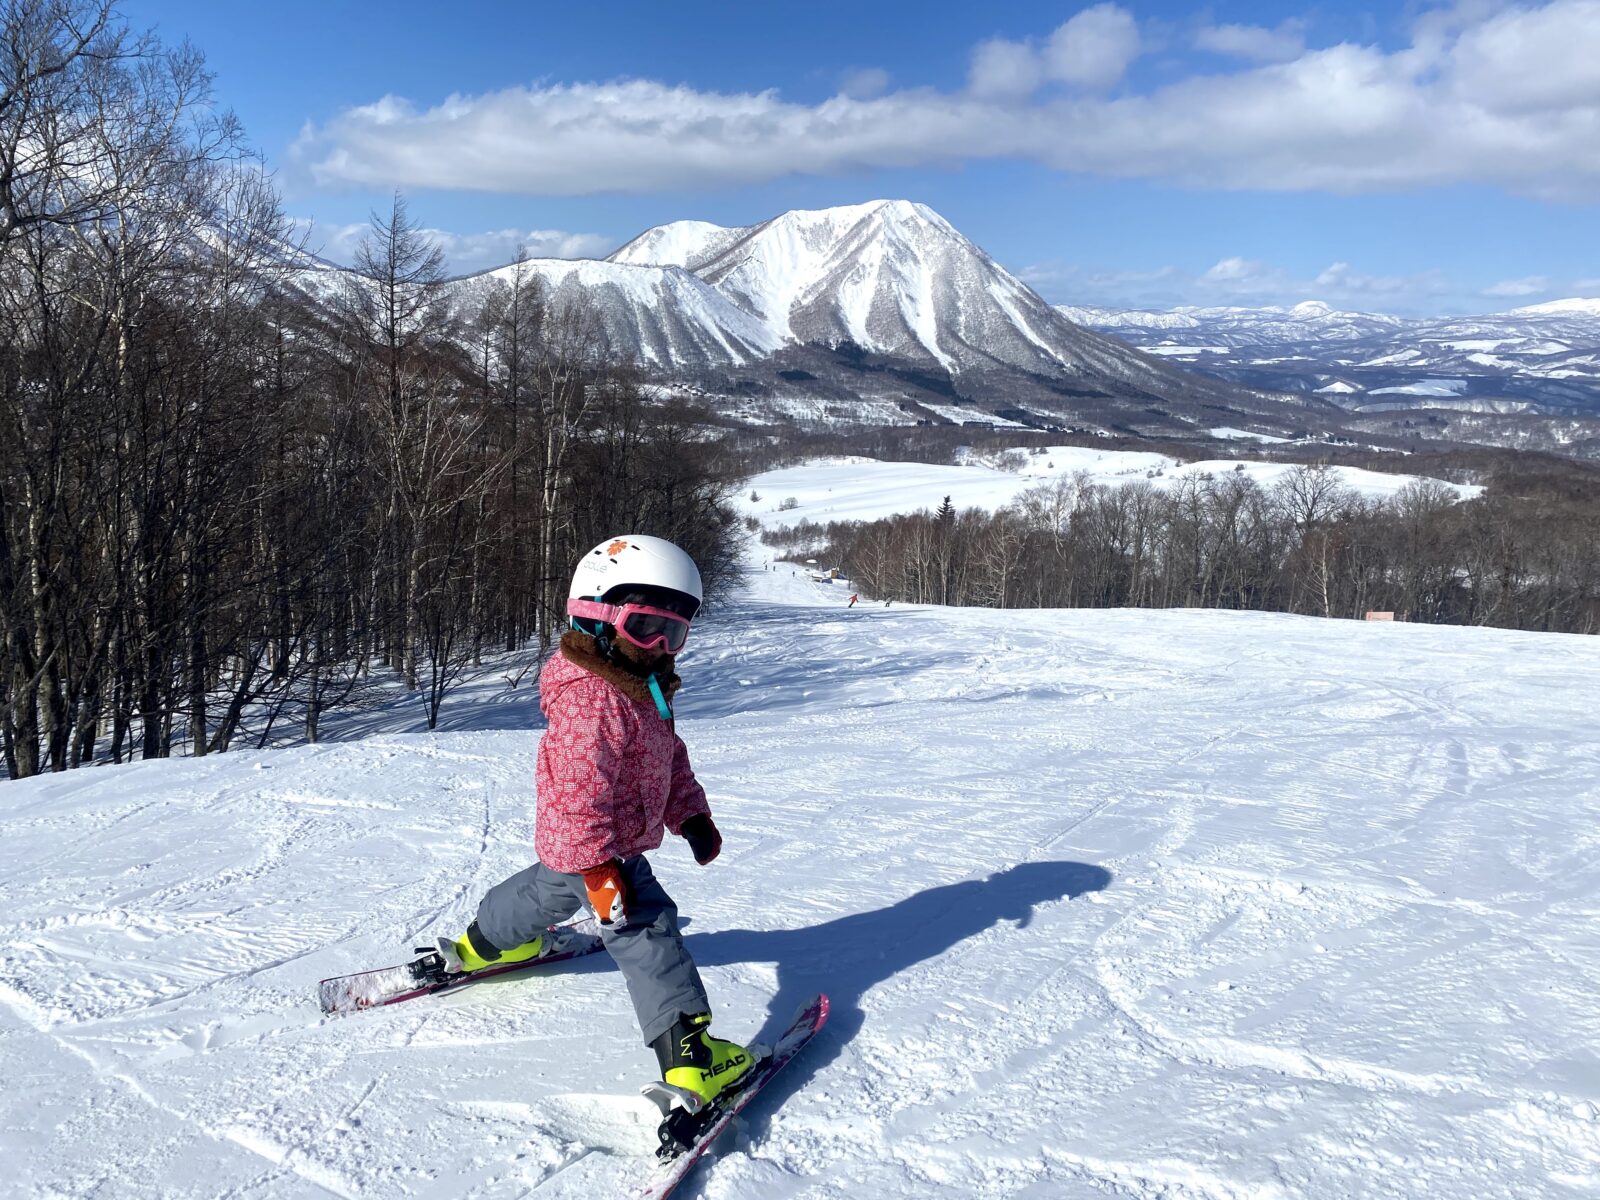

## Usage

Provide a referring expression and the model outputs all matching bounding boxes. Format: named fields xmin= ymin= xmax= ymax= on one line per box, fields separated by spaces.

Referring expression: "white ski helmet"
xmin=567 ymin=534 xmax=703 ymax=619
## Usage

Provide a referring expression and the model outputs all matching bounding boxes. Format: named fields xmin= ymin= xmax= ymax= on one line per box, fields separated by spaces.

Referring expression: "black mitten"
xmin=681 ymin=813 xmax=722 ymax=865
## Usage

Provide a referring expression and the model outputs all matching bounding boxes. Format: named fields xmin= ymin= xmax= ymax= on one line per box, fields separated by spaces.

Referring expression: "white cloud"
xmin=1202 ymin=256 xmax=1278 ymax=285
xmin=291 ymin=1 xmax=1600 ymax=201
xmin=1446 ymin=0 xmax=1600 ymax=112
xmin=839 ymin=67 xmax=891 ymax=100
xmin=1017 ymin=262 xmax=1183 ymax=290
xmin=1194 ymin=20 xmax=1306 ymax=63
xmin=968 ymin=38 xmax=1043 ymax=98
xmin=1020 ymin=256 xmax=1460 ymax=314
xmin=293 ymin=217 xmax=614 ymax=275
xmin=430 ymin=227 xmax=616 ymax=275
xmin=1482 ymin=275 xmax=1554 ymax=296
xmin=1314 ymin=262 xmax=1449 ymax=296
xmin=967 ymin=6 xmax=1142 ymax=97
xmin=1045 ymin=4 xmax=1143 ymax=89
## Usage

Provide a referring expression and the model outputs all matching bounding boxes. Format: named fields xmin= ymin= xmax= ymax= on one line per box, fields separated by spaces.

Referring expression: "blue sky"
xmin=125 ymin=0 xmax=1600 ymax=315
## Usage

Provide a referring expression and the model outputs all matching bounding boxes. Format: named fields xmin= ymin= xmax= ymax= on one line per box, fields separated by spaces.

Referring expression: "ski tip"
xmin=316 ymin=981 xmax=356 ymax=1016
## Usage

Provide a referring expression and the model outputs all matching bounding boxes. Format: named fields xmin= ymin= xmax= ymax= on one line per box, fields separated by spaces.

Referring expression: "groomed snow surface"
xmin=4 ymin=484 xmax=1598 ymax=1197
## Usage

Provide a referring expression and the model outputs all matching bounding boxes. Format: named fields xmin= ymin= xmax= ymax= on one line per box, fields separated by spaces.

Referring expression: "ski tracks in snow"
xmin=2 ymin=560 xmax=1600 ymax=1196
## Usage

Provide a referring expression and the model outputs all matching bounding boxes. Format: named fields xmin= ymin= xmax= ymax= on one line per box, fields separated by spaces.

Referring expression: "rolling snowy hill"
xmin=3 ymin=516 xmax=1597 ymax=1197
xmin=737 ymin=447 xmax=1480 ymax=532
xmin=1062 ymin=299 xmax=1600 ymax=459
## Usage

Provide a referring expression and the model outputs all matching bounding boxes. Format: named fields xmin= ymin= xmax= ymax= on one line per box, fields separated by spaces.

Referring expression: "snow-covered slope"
xmin=602 ymin=219 xmax=744 ymax=274
xmin=3 ymin=530 xmax=1597 ymax=1197
xmin=1058 ymin=300 xmax=1410 ymax=350
xmin=452 ymin=257 xmax=785 ymax=368
xmin=740 ymin=450 xmax=1480 ymax=530
xmin=1510 ymin=298 xmax=1600 ymax=319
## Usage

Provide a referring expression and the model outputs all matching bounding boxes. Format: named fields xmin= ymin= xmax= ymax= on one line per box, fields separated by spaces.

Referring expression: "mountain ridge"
xmin=1058 ymin=298 xmax=1600 ymax=458
xmin=459 ymin=199 xmax=1308 ymax=433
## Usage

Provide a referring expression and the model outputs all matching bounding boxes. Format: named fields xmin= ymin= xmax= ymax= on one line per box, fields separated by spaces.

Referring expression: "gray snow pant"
xmin=474 ymin=855 xmax=708 ymax=1046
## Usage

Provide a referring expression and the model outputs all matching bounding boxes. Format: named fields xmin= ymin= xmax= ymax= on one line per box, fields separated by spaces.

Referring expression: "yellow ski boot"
xmin=437 ymin=921 xmax=544 ymax=975
xmin=650 ymin=1012 xmax=756 ymax=1106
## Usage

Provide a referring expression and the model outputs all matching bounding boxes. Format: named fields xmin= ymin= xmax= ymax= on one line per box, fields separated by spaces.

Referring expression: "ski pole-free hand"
xmin=681 ymin=813 xmax=722 ymax=865
xmin=582 ymin=860 xmax=630 ymax=926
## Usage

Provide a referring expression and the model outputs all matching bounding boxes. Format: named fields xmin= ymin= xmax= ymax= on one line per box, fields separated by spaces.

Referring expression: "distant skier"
xmin=438 ymin=534 xmax=754 ymax=1109
xmin=848 ymin=594 xmax=859 ymax=608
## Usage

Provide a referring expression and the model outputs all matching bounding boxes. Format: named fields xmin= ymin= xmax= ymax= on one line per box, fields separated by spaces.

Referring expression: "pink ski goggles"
xmin=568 ymin=598 xmax=693 ymax=653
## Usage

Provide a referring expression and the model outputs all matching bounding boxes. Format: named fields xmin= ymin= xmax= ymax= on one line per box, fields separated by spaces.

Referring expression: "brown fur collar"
xmin=559 ymin=630 xmax=681 ymax=705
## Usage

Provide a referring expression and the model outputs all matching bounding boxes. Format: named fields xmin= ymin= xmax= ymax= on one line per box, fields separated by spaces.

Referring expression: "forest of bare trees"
xmin=769 ymin=461 xmax=1600 ymax=634
xmin=7 ymin=4 xmax=1597 ymax=784
xmin=0 ymin=2 xmax=741 ymax=779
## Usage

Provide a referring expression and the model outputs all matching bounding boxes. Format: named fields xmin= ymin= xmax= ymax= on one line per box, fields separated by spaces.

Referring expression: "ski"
xmin=639 ymin=993 xmax=829 ymax=1200
xmin=317 ymin=920 xmax=604 ymax=1016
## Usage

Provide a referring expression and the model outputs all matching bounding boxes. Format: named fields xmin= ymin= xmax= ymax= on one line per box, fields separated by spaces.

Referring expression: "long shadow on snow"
xmin=682 ymin=859 xmax=1111 ymax=1147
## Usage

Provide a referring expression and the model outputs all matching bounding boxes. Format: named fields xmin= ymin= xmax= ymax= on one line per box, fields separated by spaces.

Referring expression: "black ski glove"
xmin=680 ymin=813 xmax=722 ymax=865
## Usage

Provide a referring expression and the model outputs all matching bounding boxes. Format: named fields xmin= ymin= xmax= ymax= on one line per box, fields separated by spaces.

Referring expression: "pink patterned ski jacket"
xmin=534 ymin=632 xmax=710 ymax=874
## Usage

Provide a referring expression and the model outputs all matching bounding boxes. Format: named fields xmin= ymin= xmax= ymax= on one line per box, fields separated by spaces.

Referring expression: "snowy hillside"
xmin=3 ymin=532 xmax=1598 ymax=1195
xmin=452 ymin=258 xmax=785 ymax=368
xmin=1063 ymin=299 xmax=1600 ymax=429
xmin=739 ymin=448 xmax=1481 ymax=530
xmin=1059 ymin=301 xmax=1410 ymax=348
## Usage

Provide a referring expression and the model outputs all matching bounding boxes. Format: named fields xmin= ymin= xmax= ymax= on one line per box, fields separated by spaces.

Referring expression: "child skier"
xmin=439 ymin=534 xmax=754 ymax=1109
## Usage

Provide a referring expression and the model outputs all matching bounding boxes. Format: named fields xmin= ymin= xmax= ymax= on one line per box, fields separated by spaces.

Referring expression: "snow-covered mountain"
xmin=285 ymin=199 xmax=1600 ymax=456
xmin=1061 ymin=298 xmax=1600 ymax=406
xmin=434 ymin=200 xmax=1304 ymax=435
xmin=1061 ymin=300 xmax=1412 ymax=348
xmin=1061 ymin=298 xmax=1600 ymax=458
xmin=455 ymin=257 xmax=785 ymax=369
xmin=609 ymin=200 xmax=1110 ymax=379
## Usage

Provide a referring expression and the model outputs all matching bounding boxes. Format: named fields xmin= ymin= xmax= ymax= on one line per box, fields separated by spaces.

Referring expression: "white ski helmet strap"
xmin=568 ymin=535 xmax=704 ymax=607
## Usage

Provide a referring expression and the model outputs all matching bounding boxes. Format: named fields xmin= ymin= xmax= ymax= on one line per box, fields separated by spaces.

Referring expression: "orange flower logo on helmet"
xmin=607 ymin=539 xmax=629 ymax=556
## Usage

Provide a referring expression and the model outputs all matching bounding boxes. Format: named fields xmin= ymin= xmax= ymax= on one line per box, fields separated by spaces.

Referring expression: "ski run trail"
xmin=4 ymin=514 xmax=1600 ymax=1197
